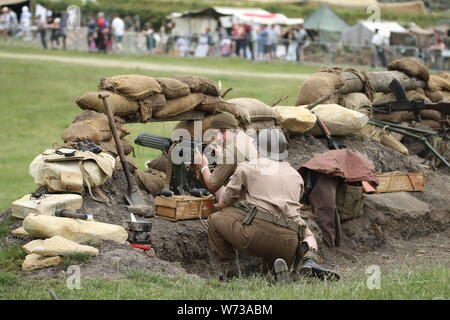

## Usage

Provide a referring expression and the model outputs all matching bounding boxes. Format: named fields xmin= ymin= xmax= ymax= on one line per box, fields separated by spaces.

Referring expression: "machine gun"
xmin=373 ymin=79 xmax=450 ymax=127
xmin=372 ymin=79 xmax=449 ymax=169
xmin=135 ymin=133 xmax=216 ymax=195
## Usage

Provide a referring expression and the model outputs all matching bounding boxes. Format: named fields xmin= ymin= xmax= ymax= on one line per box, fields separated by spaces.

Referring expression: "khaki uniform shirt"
xmin=221 ymin=157 xmax=312 ymax=235
xmin=210 ymin=130 xmax=258 ymax=189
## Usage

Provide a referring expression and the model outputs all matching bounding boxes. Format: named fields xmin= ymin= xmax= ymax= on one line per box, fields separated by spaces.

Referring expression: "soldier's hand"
xmin=194 ymin=150 xmax=208 ymax=168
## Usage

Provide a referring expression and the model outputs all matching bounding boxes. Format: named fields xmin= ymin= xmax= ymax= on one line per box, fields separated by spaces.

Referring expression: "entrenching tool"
xmin=98 ymin=93 xmax=154 ymax=216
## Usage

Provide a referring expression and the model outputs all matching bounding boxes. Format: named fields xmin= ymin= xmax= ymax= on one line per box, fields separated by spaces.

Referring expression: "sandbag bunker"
xmin=8 ymin=60 xmax=450 ymax=273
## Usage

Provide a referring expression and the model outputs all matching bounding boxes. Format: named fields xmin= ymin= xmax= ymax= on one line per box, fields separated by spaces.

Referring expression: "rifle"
xmin=370 ymin=120 xmax=450 ymax=169
xmin=135 ymin=133 xmax=216 ymax=195
xmin=311 ymin=111 xmax=375 ymax=193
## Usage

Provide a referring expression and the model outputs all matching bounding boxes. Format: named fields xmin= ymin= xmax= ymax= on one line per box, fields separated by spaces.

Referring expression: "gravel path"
xmin=0 ymin=52 xmax=309 ymax=80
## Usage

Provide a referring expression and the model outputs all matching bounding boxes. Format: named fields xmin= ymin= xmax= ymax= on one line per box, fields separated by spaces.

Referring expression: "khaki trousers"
xmin=207 ymin=207 xmax=299 ymax=269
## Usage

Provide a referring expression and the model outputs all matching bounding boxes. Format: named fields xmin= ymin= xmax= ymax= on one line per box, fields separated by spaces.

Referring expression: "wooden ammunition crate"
xmin=376 ymin=172 xmax=426 ymax=193
xmin=155 ymin=195 xmax=215 ymax=221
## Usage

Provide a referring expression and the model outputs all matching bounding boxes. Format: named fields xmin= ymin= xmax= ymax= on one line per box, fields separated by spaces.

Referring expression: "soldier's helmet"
xmin=255 ymin=128 xmax=288 ymax=161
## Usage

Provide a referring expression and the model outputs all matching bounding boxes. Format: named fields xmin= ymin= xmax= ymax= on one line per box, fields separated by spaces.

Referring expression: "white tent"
xmin=171 ymin=6 xmax=303 ymax=36
xmin=342 ymin=20 xmax=406 ymax=46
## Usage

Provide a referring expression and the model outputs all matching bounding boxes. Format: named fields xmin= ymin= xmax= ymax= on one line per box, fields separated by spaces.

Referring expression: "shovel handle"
xmin=98 ymin=93 xmax=136 ymax=193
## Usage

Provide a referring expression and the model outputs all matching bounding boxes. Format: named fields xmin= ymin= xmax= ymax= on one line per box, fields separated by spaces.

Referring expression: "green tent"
xmin=304 ymin=5 xmax=349 ymax=43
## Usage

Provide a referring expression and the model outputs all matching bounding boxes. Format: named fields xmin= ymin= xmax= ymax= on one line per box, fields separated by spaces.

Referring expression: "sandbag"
xmin=114 ymin=156 xmax=137 ymax=173
xmin=75 ymin=91 xmax=139 ymax=116
xmin=340 ymin=93 xmax=373 ymax=117
xmin=23 ymin=213 xmax=128 ymax=244
xmin=388 ymin=57 xmax=429 ymax=82
xmin=416 ymin=119 xmax=442 ymax=130
xmin=426 ymin=73 xmax=450 ymax=92
xmin=153 ymin=93 xmax=205 ymax=119
xmin=11 ymin=193 xmax=83 ymax=219
xmin=146 ymin=153 xmax=169 ymax=173
xmin=244 ymin=119 xmax=276 ymax=131
xmin=100 ymin=138 xmax=134 ymax=156
xmin=29 ymin=149 xmax=115 ymax=194
xmin=136 ymin=169 xmax=165 ymax=195
xmin=360 ymin=125 xmax=409 ymax=155
xmin=295 ymin=72 xmax=344 ymax=106
xmin=425 ymin=90 xmax=444 ymax=102
xmin=23 ymin=236 xmax=99 ymax=256
xmin=71 ymin=110 xmax=113 ymax=141
xmin=420 ymin=109 xmax=442 ymax=121
xmin=61 ymin=122 xmax=102 ymax=145
xmin=309 ymin=104 xmax=369 ymax=136
xmin=11 ymin=227 xmax=29 ymax=237
xmin=245 ymin=124 xmax=282 ymax=140
xmin=173 ymin=75 xmax=221 ymax=96
xmin=22 ymin=253 xmax=62 ymax=271
xmin=98 ymin=74 xmax=162 ymax=100
xmin=273 ymin=106 xmax=317 ymax=134
xmin=156 ymin=77 xmax=191 ymax=99
xmin=73 ymin=110 xmax=128 ymax=139
xmin=138 ymin=93 xmax=167 ymax=122
xmin=228 ymin=98 xmax=281 ymax=122
xmin=197 ymin=95 xmax=251 ymax=125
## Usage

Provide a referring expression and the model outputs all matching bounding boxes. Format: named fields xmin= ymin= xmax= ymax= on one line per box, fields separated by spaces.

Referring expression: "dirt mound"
xmin=1 ymin=133 xmax=449 ymax=280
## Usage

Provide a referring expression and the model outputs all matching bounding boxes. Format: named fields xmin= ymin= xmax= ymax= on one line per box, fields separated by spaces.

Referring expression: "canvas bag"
xmin=335 ymin=179 xmax=364 ymax=222
xmin=29 ymin=149 xmax=115 ymax=202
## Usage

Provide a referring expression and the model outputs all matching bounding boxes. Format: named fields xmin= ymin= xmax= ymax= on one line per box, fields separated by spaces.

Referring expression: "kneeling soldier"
xmin=207 ymin=128 xmax=340 ymax=282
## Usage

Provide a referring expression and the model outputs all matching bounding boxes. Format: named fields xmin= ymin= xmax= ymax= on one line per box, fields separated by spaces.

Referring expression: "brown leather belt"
xmin=235 ymin=202 xmax=302 ymax=233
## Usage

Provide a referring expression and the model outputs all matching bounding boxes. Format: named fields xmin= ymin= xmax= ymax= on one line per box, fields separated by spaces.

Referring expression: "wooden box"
xmin=376 ymin=172 xmax=426 ymax=193
xmin=155 ymin=195 xmax=215 ymax=221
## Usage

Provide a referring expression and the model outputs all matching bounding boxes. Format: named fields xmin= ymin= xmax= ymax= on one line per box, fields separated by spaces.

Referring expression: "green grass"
xmin=0 ymin=263 xmax=448 ymax=299
xmin=0 ymin=46 xmax=305 ymax=212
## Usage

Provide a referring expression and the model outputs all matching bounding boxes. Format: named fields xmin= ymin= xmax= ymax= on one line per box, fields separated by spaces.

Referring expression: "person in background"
xmin=244 ymin=24 xmax=254 ymax=60
xmin=49 ymin=17 xmax=62 ymax=49
xmin=0 ymin=7 xmax=10 ymax=41
xmin=176 ymin=35 xmax=189 ymax=57
xmin=293 ymin=24 xmax=308 ymax=63
xmin=259 ymin=24 xmax=272 ymax=61
xmin=19 ymin=6 xmax=32 ymax=40
xmin=371 ymin=29 xmax=387 ymax=67
xmin=111 ymin=13 xmax=125 ymax=52
xmin=86 ymin=15 xmax=96 ymax=51
xmin=205 ymin=27 xmax=215 ymax=56
xmin=59 ymin=12 xmax=67 ymax=50
xmin=142 ymin=22 xmax=156 ymax=53
xmin=256 ymin=24 xmax=265 ymax=61
xmin=95 ymin=23 xmax=107 ymax=53
xmin=232 ymin=23 xmax=246 ymax=58
xmin=96 ymin=12 xmax=106 ymax=29
xmin=35 ymin=14 xmax=48 ymax=49
xmin=1 ymin=7 xmax=18 ymax=43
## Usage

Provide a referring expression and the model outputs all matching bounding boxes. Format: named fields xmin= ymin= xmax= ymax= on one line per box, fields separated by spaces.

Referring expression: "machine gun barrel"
xmin=135 ymin=133 xmax=172 ymax=151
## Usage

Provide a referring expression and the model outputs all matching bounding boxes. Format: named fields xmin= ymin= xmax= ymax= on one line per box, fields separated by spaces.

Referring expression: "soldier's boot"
xmin=298 ymin=258 xmax=341 ymax=281
xmin=218 ymin=257 xmax=242 ymax=282
xmin=273 ymin=258 xmax=292 ymax=285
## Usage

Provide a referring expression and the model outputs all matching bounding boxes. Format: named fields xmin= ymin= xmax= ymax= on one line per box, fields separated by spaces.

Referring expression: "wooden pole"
xmin=338 ymin=71 xmax=425 ymax=94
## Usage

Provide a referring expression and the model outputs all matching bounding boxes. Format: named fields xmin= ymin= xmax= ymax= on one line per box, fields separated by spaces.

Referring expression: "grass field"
xmin=0 ymin=45 xmax=448 ymax=300
xmin=0 ymin=263 xmax=448 ymax=300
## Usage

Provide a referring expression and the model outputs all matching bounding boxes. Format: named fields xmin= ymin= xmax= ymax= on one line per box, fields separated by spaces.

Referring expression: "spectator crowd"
xmin=0 ymin=6 xmax=448 ymax=69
